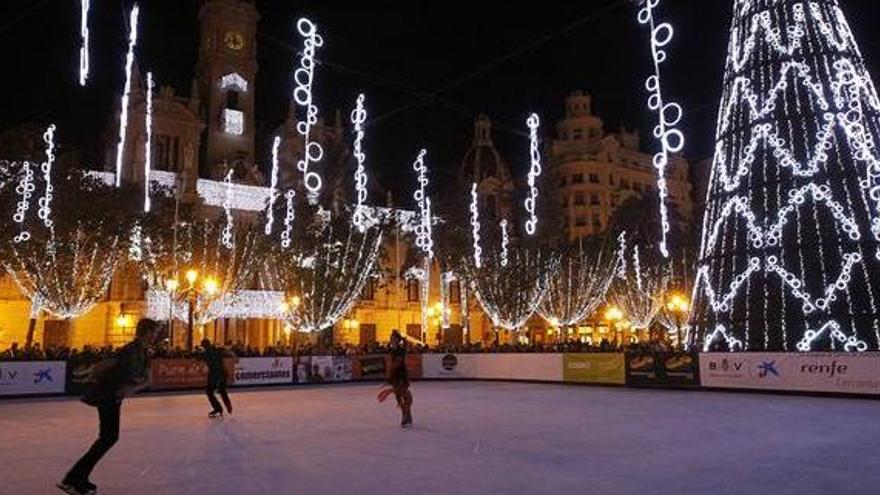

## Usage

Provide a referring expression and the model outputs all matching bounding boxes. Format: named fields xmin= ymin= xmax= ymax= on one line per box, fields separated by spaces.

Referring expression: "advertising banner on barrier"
xmin=307 ymin=356 xmax=353 ymax=382
xmin=233 ymin=357 xmax=293 ymax=386
xmin=150 ymin=358 xmax=235 ymax=390
xmin=563 ymin=354 xmax=625 ymax=385
xmin=422 ymin=354 xmax=478 ymax=379
xmin=0 ymin=361 xmax=66 ymax=395
xmin=626 ymin=353 xmax=700 ymax=387
xmin=352 ymin=355 xmax=386 ymax=380
xmin=700 ymin=353 xmax=880 ymax=395
xmin=476 ymin=354 xmax=563 ymax=381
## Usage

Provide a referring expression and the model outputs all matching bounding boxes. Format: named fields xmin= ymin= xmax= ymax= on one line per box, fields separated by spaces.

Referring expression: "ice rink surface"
xmin=2 ymin=381 xmax=879 ymax=495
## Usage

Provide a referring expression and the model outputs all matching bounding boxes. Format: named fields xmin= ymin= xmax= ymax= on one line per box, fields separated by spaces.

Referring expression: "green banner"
xmin=563 ymin=353 xmax=625 ymax=384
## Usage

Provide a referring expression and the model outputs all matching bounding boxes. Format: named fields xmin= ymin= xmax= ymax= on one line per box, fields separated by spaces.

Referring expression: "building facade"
xmin=550 ymin=91 xmax=693 ymax=239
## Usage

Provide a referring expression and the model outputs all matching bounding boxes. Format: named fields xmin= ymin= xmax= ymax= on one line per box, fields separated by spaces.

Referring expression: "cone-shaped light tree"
xmin=692 ymin=0 xmax=880 ymax=351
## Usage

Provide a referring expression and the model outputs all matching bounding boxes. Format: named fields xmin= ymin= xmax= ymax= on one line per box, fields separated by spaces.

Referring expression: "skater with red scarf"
xmin=378 ymin=330 xmax=413 ymax=428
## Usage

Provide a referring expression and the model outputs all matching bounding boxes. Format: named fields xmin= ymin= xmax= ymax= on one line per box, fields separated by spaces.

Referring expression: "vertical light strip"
xmin=144 ymin=72 xmax=154 ymax=212
xmin=265 ymin=136 xmax=281 ymax=235
xmin=79 ymin=0 xmax=90 ymax=86
xmin=637 ymin=0 xmax=685 ymax=258
xmin=500 ymin=219 xmax=509 ymax=267
xmin=524 ymin=113 xmax=542 ymax=235
xmin=470 ymin=182 xmax=482 ymax=269
xmin=38 ymin=124 xmax=56 ymax=228
xmin=293 ymin=18 xmax=324 ymax=202
xmin=351 ymin=93 xmax=369 ymax=232
xmin=115 ymin=4 xmax=140 ymax=187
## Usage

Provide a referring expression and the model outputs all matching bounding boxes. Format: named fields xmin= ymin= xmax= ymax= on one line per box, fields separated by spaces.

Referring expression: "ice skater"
xmin=58 ymin=318 xmax=161 ymax=495
xmin=201 ymin=338 xmax=232 ymax=418
xmin=378 ymin=330 xmax=413 ymax=428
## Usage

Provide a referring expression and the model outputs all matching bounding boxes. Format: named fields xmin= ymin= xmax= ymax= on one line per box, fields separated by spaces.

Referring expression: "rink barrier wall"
xmin=3 ymin=353 xmax=880 ymax=398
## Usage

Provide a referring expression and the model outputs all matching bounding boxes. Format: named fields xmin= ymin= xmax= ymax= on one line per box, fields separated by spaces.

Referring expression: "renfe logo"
xmin=801 ymin=361 xmax=848 ymax=378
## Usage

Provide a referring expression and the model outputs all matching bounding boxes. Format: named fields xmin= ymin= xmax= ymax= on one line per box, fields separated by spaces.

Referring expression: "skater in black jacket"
xmin=201 ymin=339 xmax=233 ymax=418
xmin=378 ymin=330 xmax=413 ymax=428
xmin=58 ymin=319 xmax=162 ymax=495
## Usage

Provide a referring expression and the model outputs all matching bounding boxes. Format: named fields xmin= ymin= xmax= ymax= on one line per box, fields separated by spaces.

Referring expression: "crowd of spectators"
xmin=1 ymin=338 xmax=682 ymax=362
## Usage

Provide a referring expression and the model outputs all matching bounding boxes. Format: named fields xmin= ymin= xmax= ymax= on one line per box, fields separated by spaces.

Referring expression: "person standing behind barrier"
xmin=58 ymin=319 xmax=162 ymax=495
xmin=201 ymin=339 xmax=233 ymax=418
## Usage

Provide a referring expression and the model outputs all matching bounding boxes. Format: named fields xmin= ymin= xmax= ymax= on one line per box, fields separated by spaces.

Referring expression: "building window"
xmin=572 ymin=128 xmax=583 ymax=140
xmin=589 ymin=173 xmax=599 ymax=184
xmin=223 ymin=109 xmax=244 ymax=135
xmin=634 ymin=182 xmax=643 ymax=192
xmin=449 ymin=281 xmax=461 ymax=304
xmin=621 ymin=179 xmax=630 ymax=190
xmin=226 ymin=91 xmax=241 ymax=111
xmin=574 ymin=192 xmax=586 ymax=206
xmin=592 ymin=215 xmax=602 ymax=230
xmin=575 ymin=216 xmax=587 ymax=227
xmin=590 ymin=193 xmax=600 ymax=205
xmin=609 ymin=174 xmax=615 ymax=185
xmin=559 ymin=176 xmax=567 ymax=187
xmin=154 ymin=135 xmax=180 ymax=171
xmin=572 ymin=173 xmax=584 ymax=184
xmin=362 ymin=279 xmax=376 ymax=301
xmin=406 ymin=279 xmax=420 ymax=302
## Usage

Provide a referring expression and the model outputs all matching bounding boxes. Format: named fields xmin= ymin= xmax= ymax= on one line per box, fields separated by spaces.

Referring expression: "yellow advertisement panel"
xmin=563 ymin=353 xmax=625 ymax=385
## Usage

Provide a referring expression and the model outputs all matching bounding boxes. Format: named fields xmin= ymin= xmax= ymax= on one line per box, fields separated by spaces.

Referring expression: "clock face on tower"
xmin=224 ymin=30 xmax=245 ymax=51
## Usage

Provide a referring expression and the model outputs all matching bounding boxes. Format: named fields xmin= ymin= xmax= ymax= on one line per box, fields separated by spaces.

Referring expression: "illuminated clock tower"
xmin=196 ymin=0 xmax=259 ymax=178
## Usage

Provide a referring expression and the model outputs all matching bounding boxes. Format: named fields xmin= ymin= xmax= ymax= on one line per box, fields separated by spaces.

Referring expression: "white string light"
xmin=351 ymin=93 xmax=369 ymax=232
xmin=222 ymin=169 xmax=235 ymax=249
xmin=13 ymin=162 xmax=35 ymax=243
xmin=265 ymin=136 xmax=281 ymax=235
xmin=500 ymin=219 xmax=509 ymax=267
xmin=281 ymin=190 xmax=296 ymax=249
xmin=144 ymin=72 xmax=154 ymax=213
xmin=694 ymin=0 xmax=880 ymax=351
xmin=524 ymin=113 xmax=542 ymax=235
xmin=637 ymin=0 xmax=684 ymax=259
xmin=114 ymin=4 xmax=139 ymax=187
xmin=79 ymin=0 xmax=90 ymax=86
xmin=470 ymin=183 xmax=482 ymax=269
xmin=38 ymin=124 xmax=56 ymax=228
xmin=293 ymin=18 xmax=324 ymax=202
xmin=412 ymin=149 xmax=433 ymax=259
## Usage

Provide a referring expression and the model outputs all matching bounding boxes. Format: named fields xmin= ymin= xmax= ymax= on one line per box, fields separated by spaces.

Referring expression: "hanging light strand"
xmin=524 ymin=113 xmax=542 ymax=235
xmin=470 ymin=182 xmax=482 ymax=269
xmin=144 ymin=72 xmax=154 ymax=212
xmin=79 ymin=0 xmax=90 ymax=86
xmin=265 ymin=136 xmax=281 ymax=235
xmin=351 ymin=93 xmax=370 ymax=232
xmin=38 ymin=124 xmax=56 ymax=228
xmin=637 ymin=0 xmax=685 ymax=259
xmin=114 ymin=4 xmax=140 ymax=187
xmin=293 ymin=18 xmax=324 ymax=202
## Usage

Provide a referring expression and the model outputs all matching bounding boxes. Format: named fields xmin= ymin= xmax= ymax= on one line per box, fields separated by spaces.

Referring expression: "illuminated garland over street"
xmin=114 ymin=4 xmax=139 ymax=187
xmin=267 ymin=219 xmax=383 ymax=332
xmin=692 ymin=0 xmax=880 ymax=351
xmin=610 ymin=243 xmax=667 ymax=330
xmin=293 ymin=18 xmax=324 ymax=202
xmin=636 ymin=0 xmax=683 ymax=259
xmin=538 ymin=239 xmax=619 ymax=327
xmin=524 ymin=113 xmax=542 ymax=235
xmin=144 ymin=72 xmax=154 ymax=212
xmin=470 ymin=247 xmax=556 ymax=331
xmin=351 ymin=93 xmax=370 ymax=232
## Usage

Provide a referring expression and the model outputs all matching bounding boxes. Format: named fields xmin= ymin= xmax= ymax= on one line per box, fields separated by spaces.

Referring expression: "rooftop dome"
xmin=460 ymin=114 xmax=510 ymax=184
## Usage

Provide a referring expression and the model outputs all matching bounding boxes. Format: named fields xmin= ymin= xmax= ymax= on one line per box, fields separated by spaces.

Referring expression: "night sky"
xmin=2 ymin=0 xmax=880 ymax=200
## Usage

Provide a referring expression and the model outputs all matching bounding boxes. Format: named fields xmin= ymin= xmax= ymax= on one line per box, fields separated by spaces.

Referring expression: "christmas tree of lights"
xmin=692 ymin=0 xmax=880 ymax=351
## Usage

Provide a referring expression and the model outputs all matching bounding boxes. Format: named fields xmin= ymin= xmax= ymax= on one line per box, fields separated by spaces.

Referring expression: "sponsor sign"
xmin=308 ymin=356 xmax=353 ymax=382
xmin=700 ymin=353 xmax=880 ymax=395
xmin=150 ymin=358 xmax=234 ymax=390
xmin=0 ymin=361 xmax=66 ymax=395
xmin=403 ymin=354 xmax=423 ymax=380
xmin=233 ymin=357 xmax=293 ymax=386
xmin=625 ymin=353 xmax=700 ymax=387
xmin=563 ymin=353 xmax=625 ymax=385
xmin=352 ymin=355 xmax=387 ymax=380
xmin=422 ymin=353 xmax=479 ymax=379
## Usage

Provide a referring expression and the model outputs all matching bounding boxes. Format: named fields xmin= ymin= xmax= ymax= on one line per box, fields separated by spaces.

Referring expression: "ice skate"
xmin=208 ymin=410 xmax=223 ymax=419
xmin=56 ymin=478 xmax=95 ymax=495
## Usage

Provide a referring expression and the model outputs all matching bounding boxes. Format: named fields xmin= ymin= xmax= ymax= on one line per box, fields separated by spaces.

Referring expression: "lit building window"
xmin=224 ymin=109 xmax=244 ymax=135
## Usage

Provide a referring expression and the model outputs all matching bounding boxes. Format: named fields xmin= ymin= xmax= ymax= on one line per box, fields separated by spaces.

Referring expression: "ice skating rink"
xmin=2 ymin=381 xmax=879 ymax=495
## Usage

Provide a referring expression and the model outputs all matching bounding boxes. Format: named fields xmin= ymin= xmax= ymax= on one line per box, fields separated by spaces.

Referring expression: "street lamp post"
xmin=665 ymin=293 xmax=690 ymax=350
